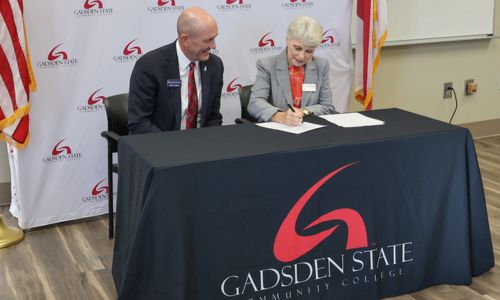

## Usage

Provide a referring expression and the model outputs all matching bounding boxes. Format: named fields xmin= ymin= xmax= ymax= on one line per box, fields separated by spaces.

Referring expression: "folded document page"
xmin=256 ymin=121 xmax=326 ymax=134
xmin=319 ymin=113 xmax=385 ymax=127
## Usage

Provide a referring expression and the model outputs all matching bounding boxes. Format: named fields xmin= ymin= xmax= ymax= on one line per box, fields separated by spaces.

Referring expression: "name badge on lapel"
xmin=302 ymin=84 xmax=316 ymax=92
xmin=167 ymin=79 xmax=182 ymax=88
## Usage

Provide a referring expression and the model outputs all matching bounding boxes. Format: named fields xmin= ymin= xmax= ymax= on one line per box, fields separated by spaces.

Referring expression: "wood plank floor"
xmin=0 ymin=135 xmax=499 ymax=300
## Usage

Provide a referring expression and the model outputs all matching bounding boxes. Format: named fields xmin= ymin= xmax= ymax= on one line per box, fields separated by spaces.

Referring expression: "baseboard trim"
xmin=0 ymin=182 xmax=10 ymax=206
xmin=459 ymin=118 xmax=500 ymax=139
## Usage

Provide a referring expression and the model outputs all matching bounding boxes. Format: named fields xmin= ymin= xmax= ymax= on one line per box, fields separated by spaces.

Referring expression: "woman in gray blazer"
xmin=247 ymin=16 xmax=336 ymax=126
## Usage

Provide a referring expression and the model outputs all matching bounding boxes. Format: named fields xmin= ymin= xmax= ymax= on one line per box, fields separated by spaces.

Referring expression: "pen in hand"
xmin=287 ymin=104 xmax=303 ymax=124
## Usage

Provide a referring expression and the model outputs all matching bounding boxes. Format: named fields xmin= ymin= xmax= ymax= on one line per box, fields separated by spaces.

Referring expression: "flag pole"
xmin=0 ymin=216 xmax=24 ymax=248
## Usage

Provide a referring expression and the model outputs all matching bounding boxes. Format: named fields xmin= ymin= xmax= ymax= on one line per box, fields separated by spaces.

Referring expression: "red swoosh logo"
xmin=226 ymin=0 xmax=243 ymax=4
xmin=226 ymin=78 xmax=242 ymax=93
xmin=123 ymin=39 xmax=142 ymax=55
xmin=48 ymin=44 xmax=68 ymax=61
xmin=290 ymin=0 xmax=306 ymax=2
xmin=157 ymin=0 xmax=175 ymax=6
xmin=322 ymin=30 xmax=335 ymax=44
xmin=52 ymin=139 xmax=72 ymax=155
xmin=88 ymin=89 xmax=106 ymax=105
xmin=92 ymin=179 xmax=109 ymax=196
xmin=84 ymin=0 xmax=103 ymax=9
xmin=259 ymin=33 xmax=275 ymax=47
xmin=274 ymin=162 xmax=368 ymax=262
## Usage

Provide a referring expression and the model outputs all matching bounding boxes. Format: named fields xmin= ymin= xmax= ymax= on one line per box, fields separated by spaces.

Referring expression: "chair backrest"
xmin=104 ymin=93 xmax=129 ymax=136
xmin=238 ymin=85 xmax=257 ymax=122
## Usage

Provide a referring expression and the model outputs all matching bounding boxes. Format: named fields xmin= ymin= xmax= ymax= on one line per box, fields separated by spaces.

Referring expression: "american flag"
xmin=354 ymin=0 xmax=387 ymax=111
xmin=0 ymin=0 xmax=35 ymax=148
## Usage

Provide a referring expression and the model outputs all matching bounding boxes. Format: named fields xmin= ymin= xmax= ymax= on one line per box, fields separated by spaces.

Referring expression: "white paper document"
xmin=256 ymin=121 xmax=326 ymax=134
xmin=319 ymin=113 xmax=385 ymax=128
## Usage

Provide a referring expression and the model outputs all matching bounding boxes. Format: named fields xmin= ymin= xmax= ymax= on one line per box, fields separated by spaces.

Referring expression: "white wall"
xmin=352 ymin=37 xmax=500 ymax=124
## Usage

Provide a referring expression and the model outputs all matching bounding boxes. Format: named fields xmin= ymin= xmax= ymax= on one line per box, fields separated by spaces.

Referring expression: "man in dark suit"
xmin=128 ymin=7 xmax=223 ymax=134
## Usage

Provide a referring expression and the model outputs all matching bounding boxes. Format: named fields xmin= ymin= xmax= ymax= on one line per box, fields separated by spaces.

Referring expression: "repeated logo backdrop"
xmin=9 ymin=0 xmax=354 ymax=228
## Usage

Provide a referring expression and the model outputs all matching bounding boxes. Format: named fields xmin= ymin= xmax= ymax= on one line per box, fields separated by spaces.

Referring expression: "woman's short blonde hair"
xmin=286 ymin=16 xmax=324 ymax=47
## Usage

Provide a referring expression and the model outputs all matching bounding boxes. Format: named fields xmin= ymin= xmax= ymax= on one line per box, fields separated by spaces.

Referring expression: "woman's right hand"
xmin=271 ymin=109 xmax=303 ymax=126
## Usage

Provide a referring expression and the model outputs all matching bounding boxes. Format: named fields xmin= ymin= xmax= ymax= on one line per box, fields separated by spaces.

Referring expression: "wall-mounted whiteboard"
xmin=353 ymin=0 xmax=495 ymax=46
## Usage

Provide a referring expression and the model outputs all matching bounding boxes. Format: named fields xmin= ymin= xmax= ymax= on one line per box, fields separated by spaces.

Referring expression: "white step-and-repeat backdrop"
xmin=9 ymin=0 xmax=354 ymax=229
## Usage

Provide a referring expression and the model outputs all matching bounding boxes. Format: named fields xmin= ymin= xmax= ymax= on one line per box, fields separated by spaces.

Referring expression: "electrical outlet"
xmin=443 ymin=82 xmax=453 ymax=99
xmin=465 ymin=79 xmax=476 ymax=95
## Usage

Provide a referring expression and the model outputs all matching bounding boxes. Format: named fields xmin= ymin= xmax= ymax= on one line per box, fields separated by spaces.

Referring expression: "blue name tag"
xmin=167 ymin=79 xmax=181 ymax=88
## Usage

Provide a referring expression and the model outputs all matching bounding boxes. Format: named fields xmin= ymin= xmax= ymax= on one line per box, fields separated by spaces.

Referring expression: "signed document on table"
xmin=319 ymin=113 xmax=385 ymax=127
xmin=256 ymin=121 xmax=326 ymax=134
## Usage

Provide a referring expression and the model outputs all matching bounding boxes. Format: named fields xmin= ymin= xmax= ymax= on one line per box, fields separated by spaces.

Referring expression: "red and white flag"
xmin=354 ymin=0 xmax=387 ymax=110
xmin=0 ymin=0 xmax=36 ymax=148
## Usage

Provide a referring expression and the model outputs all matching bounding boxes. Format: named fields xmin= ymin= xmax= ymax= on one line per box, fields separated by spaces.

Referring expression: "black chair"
xmin=235 ymin=85 xmax=257 ymax=124
xmin=100 ymin=93 xmax=128 ymax=239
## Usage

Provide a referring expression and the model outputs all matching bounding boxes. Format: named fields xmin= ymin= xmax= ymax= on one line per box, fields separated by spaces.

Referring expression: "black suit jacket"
xmin=128 ymin=41 xmax=224 ymax=134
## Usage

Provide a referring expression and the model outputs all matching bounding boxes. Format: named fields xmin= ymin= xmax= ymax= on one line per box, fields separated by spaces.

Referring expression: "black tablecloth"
xmin=112 ymin=108 xmax=494 ymax=300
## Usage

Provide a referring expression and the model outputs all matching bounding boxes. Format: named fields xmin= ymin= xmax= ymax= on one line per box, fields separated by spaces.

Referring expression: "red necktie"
xmin=186 ymin=62 xmax=198 ymax=129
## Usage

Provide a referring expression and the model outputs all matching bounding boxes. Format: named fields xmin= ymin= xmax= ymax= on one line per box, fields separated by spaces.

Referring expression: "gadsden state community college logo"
xmin=52 ymin=139 xmax=72 ymax=155
xmin=37 ymin=44 xmax=78 ymax=68
xmin=158 ymin=0 xmax=175 ymax=5
xmin=274 ymin=162 xmax=368 ymax=262
xmin=48 ymin=44 xmax=67 ymax=61
xmin=77 ymin=89 xmax=106 ymax=113
xmin=82 ymin=179 xmax=109 ymax=204
xmin=74 ymin=0 xmax=113 ymax=16
xmin=87 ymin=89 xmax=106 ymax=105
xmin=318 ymin=29 xmax=340 ymax=49
xmin=282 ymin=0 xmax=314 ymax=9
xmin=250 ymin=32 xmax=283 ymax=54
xmin=259 ymin=33 xmax=275 ymax=47
xmin=221 ymin=77 xmax=242 ymax=99
xmin=226 ymin=78 xmax=242 ymax=93
xmin=322 ymin=30 xmax=335 ymax=44
xmin=148 ymin=0 xmax=184 ymax=13
xmin=123 ymin=39 xmax=142 ymax=55
xmin=42 ymin=138 xmax=82 ymax=164
xmin=84 ymin=0 xmax=103 ymax=9
xmin=92 ymin=179 xmax=109 ymax=196
xmin=113 ymin=39 xmax=143 ymax=63
xmin=220 ymin=162 xmax=413 ymax=298
xmin=217 ymin=0 xmax=251 ymax=11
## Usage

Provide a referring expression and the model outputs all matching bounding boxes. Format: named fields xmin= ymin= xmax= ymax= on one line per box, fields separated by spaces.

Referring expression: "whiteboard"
xmin=353 ymin=0 xmax=495 ymax=46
